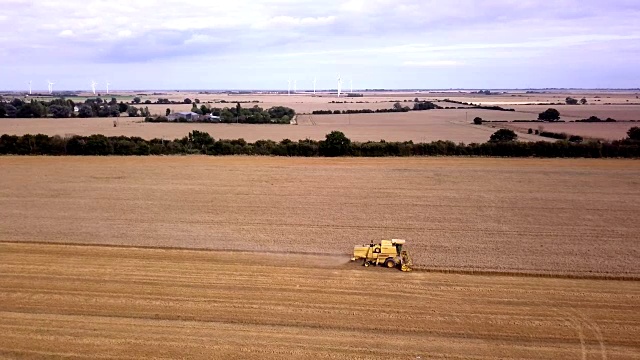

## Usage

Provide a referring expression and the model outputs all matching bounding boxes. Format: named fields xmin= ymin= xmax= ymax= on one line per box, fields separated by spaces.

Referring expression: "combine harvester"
xmin=351 ymin=239 xmax=413 ymax=272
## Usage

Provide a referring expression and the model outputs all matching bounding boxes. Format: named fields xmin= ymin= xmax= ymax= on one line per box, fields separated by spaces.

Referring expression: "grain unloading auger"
xmin=351 ymin=239 xmax=413 ymax=272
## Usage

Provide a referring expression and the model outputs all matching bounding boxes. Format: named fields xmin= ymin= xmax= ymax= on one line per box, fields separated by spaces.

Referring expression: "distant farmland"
xmin=1 ymin=91 xmax=639 ymax=142
xmin=0 ymin=109 xmax=546 ymax=143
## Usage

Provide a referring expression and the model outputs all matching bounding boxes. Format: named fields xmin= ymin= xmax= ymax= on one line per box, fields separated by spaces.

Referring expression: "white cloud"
xmin=1 ymin=0 xmax=640 ymax=89
xmin=253 ymin=15 xmax=336 ymax=29
xmin=117 ymin=30 xmax=132 ymax=38
xmin=340 ymin=0 xmax=366 ymax=12
xmin=58 ymin=30 xmax=74 ymax=37
xmin=403 ymin=60 xmax=463 ymax=67
xmin=184 ymin=34 xmax=216 ymax=44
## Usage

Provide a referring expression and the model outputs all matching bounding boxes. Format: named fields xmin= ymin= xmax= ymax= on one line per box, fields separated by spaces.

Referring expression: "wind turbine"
xmin=47 ymin=80 xmax=54 ymax=94
xmin=287 ymin=79 xmax=291 ymax=95
xmin=91 ymin=80 xmax=98 ymax=95
xmin=350 ymin=78 xmax=353 ymax=93
xmin=28 ymin=81 xmax=32 ymax=95
xmin=106 ymin=80 xmax=111 ymax=94
xmin=337 ymin=74 xmax=343 ymax=97
xmin=313 ymin=77 xmax=317 ymax=95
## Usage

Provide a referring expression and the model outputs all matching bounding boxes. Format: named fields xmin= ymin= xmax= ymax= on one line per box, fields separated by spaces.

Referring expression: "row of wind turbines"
xmin=287 ymin=74 xmax=353 ymax=97
xmin=26 ymin=80 xmax=111 ymax=95
xmin=26 ymin=76 xmax=350 ymax=96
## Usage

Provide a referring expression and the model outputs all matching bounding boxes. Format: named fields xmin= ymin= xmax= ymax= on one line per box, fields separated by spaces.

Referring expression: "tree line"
xmin=1 ymin=128 xmax=638 ymax=158
xmin=441 ymin=99 xmax=516 ymax=111
xmin=0 ymin=97 xmax=294 ymax=123
xmin=0 ymin=97 xmax=151 ymax=118
xmin=311 ymin=101 xmax=441 ymax=115
xmin=147 ymin=104 xmax=295 ymax=124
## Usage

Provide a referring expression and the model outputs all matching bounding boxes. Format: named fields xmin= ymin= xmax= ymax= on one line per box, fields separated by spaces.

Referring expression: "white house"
xmin=202 ymin=114 xmax=222 ymax=122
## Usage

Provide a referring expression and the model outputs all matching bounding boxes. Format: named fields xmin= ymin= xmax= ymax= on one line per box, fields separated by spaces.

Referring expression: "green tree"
xmin=569 ymin=135 xmax=584 ymax=143
xmin=4 ymin=104 xmax=17 ymax=117
xmin=267 ymin=106 xmax=295 ymax=120
xmin=565 ymin=97 xmax=579 ymax=105
xmin=113 ymin=139 xmax=136 ymax=155
xmin=489 ymin=129 xmax=518 ymax=142
xmin=127 ymin=106 xmax=139 ymax=117
xmin=473 ymin=117 xmax=483 ymax=125
xmin=135 ymin=142 xmax=151 ymax=155
xmin=133 ymin=97 xmax=141 ymax=104
xmin=78 ymin=105 xmax=93 ymax=118
xmin=97 ymin=105 xmax=116 ymax=117
xmin=188 ymin=130 xmax=214 ymax=150
xmin=580 ymin=98 xmax=587 ymax=105
xmin=538 ymin=108 xmax=561 ymax=121
xmin=166 ymin=108 xmax=171 ymax=116
xmin=17 ymin=102 xmax=46 ymax=118
xmin=627 ymin=126 xmax=640 ymax=141
xmin=48 ymin=105 xmax=71 ymax=118
xmin=85 ymin=134 xmax=113 ymax=155
xmin=184 ymin=98 xmax=192 ymax=104
xmin=118 ymin=102 xmax=129 ymax=113
xmin=11 ymin=98 xmax=24 ymax=108
xmin=320 ymin=131 xmax=351 ymax=156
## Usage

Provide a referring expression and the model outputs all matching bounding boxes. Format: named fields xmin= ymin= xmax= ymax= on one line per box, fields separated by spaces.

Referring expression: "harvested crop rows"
xmin=1 ymin=242 xmax=639 ymax=359
xmin=1 ymin=157 xmax=639 ymax=277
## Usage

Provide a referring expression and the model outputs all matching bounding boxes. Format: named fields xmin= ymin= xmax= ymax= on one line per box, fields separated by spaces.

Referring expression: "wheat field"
xmin=1 ymin=242 xmax=639 ymax=359
xmin=2 ymin=156 xmax=639 ymax=358
xmin=1 ymin=156 xmax=638 ymax=276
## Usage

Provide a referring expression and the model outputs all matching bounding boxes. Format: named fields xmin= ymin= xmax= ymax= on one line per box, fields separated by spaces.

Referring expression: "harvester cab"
xmin=351 ymin=239 xmax=413 ymax=272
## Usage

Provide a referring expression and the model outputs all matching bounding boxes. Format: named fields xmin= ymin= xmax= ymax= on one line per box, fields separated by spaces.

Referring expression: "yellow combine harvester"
xmin=351 ymin=239 xmax=413 ymax=272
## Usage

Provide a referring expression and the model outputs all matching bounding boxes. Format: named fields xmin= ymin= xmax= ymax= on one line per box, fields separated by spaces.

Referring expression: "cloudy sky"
xmin=1 ymin=0 xmax=639 ymax=90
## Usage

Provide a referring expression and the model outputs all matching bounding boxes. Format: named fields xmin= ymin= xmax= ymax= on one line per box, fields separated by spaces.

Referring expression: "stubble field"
xmin=1 ymin=241 xmax=639 ymax=359
xmin=2 ymin=156 xmax=640 ymax=358
xmin=1 ymin=156 xmax=639 ymax=276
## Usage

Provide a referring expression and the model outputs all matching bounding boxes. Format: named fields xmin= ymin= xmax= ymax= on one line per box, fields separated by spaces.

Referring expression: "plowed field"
xmin=1 ymin=242 xmax=639 ymax=359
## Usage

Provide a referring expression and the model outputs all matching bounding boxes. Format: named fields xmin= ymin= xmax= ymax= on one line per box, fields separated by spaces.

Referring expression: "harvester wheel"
xmin=385 ymin=259 xmax=396 ymax=268
xmin=363 ymin=261 xmax=370 ymax=267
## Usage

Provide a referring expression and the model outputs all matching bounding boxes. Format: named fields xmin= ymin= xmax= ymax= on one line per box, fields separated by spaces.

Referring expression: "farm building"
xmin=167 ymin=112 xmax=200 ymax=122
xmin=167 ymin=112 xmax=221 ymax=122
